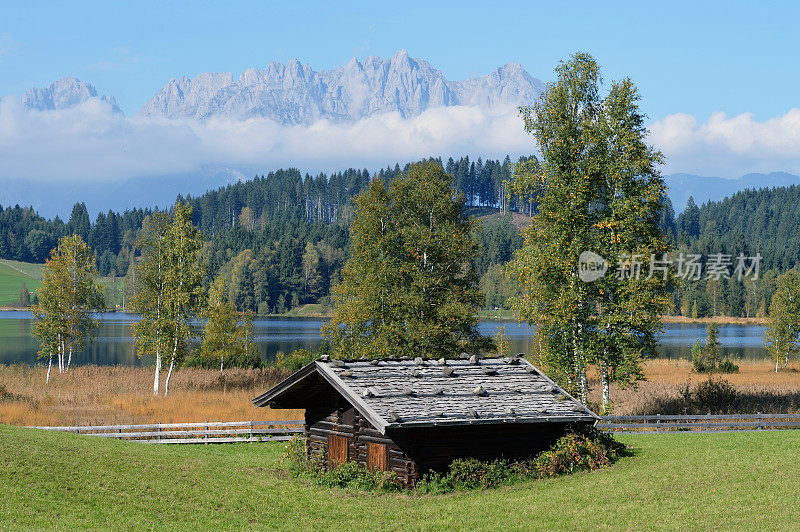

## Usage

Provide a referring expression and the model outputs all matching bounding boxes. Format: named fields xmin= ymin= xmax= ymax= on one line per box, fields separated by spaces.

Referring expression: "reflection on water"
xmin=0 ymin=311 xmax=769 ymax=366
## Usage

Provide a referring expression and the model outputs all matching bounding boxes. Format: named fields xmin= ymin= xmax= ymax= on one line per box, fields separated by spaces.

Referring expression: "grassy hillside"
xmin=0 ymin=259 xmax=125 ymax=309
xmin=0 ymin=259 xmax=41 ymax=307
xmin=2 ymin=425 xmax=799 ymax=529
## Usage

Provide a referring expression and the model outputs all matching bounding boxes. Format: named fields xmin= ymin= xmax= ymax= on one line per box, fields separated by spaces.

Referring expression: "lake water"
xmin=0 ymin=311 xmax=769 ymax=366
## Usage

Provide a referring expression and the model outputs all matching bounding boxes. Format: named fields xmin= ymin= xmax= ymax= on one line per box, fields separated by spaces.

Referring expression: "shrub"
xmin=717 ymin=359 xmax=740 ymax=373
xmin=281 ymin=435 xmax=312 ymax=475
xmin=274 ymin=349 xmax=316 ymax=371
xmin=316 ymin=462 xmax=401 ymax=492
xmin=692 ymin=378 xmax=738 ymax=412
xmin=447 ymin=458 xmax=515 ymax=490
xmin=534 ymin=428 xmax=621 ymax=478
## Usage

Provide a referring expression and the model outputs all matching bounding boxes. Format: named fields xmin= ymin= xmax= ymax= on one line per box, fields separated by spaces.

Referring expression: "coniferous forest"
xmin=1 ymin=156 xmax=798 ymax=318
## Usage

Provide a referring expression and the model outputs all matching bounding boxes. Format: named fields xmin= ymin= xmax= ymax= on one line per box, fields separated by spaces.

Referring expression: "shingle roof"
xmin=253 ymin=355 xmax=597 ymax=434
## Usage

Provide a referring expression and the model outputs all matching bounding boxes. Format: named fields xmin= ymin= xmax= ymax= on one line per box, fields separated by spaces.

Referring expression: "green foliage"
xmin=31 ymin=235 xmax=104 ymax=372
xmin=314 ymin=462 xmax=402 ymax=492
xmin=692 ymin=325 xmax=738 ymax=373
xmin=509 ymin=53 xmax=670 ymax=408
xmin=717 ymin=359 xmax=740 ymax=373
xmin=534 ymin=430 xmax=621 ymax=478
xmin=16 ymin=283 xmax=30 ymax=307
xmin=417 ymin=427 xmax=623 ymax=494
xmin=273 ymin=349 xmax=317 ymax=371
xmin=131 ymin=203 xmax=206 ymax=393
xmin=324 ymin=160 xmax=488 ymax=359
xmin=190 ymin=278 xmax=261 ymax=370
xmin=763 ymin=270 xmax=800 ymax=371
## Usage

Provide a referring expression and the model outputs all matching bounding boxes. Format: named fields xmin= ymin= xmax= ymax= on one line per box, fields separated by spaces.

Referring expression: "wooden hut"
xmin=253 ymin=355 xmax=597 ymax=487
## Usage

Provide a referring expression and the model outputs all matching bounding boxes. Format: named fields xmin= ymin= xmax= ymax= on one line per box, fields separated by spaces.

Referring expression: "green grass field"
xmin=2 ymin=425 xmax=799 ymax=530
xmin=0 ymin=260 xmax=42 ymax=307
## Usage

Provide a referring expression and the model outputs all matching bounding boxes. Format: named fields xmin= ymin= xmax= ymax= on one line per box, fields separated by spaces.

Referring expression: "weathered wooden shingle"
xmin=254 ymin=355 xmax=597 ymax=434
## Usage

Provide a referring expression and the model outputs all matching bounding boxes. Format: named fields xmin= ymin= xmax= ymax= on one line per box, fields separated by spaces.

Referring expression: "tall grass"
xmin=589 ymin=359 xmax=800 ymax=415
xmin=0 ymin=364 xmax=298 ymax=426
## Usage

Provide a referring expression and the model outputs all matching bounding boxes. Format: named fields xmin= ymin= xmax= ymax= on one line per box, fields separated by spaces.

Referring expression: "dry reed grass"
xmin=3 ymin=359 xmax=799 ymax=425
xmin=0 ymin=365 xmax=299 ymax=427
xmin=588 ymin=359 xmax=800 ymax=415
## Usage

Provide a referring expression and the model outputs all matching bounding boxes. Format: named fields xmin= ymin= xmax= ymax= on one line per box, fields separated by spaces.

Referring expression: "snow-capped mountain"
xmin=23 ymin=76 xmax=122 ymax=113
xmin=138 ymin=50 xmax=545 ymax=124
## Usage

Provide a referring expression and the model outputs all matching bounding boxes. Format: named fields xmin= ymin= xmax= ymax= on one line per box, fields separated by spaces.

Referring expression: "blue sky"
xmin=1 ymin=1 xmax=800 ymax=185
xmin=1 ymin=0 xmax=797 ymax=119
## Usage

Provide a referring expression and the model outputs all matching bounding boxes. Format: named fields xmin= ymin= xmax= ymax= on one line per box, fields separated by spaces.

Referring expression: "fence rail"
xmin=30 ymin=414 xmax=800 ymax=441
xmin=597 ymin=413 xmax=800 ymax=433
xmin=28 ymin=419 xmax=303 ymax=444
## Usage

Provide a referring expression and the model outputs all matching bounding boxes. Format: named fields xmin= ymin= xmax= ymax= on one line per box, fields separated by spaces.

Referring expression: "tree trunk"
xmin=164 ymin=357 xmax=175 ymax=396
xmin=46 ymin=353 xmax=52 ymax=383
xmin=67 ymin=346 xmax=73 ymax=371
xmin=601 ymin=362 xmax=611 ymax=414
xmin=153 ymin=345 xmax=161 ymax=394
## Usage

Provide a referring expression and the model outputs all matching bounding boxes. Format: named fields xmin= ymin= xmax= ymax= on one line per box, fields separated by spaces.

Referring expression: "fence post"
xmin=656 ymin=414 xmax=660 ymax=433
xmin=205 ymin=423 xmax=209 ymax=444
xmin=250 ymin=420 xmax=253 ymax=442
xmin=758 ymin=412 xmax=762 ymax=431
xmin=157 ymin=423 xmax=161 ymax=442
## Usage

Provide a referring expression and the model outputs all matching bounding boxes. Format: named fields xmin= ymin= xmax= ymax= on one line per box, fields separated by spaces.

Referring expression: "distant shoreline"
xmin=0 ymin=306 xmax=768 ymax=325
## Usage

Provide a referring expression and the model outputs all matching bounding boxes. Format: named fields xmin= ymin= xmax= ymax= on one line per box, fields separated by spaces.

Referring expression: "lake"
xmin=0 ymin=311 xmax=769 ymax=366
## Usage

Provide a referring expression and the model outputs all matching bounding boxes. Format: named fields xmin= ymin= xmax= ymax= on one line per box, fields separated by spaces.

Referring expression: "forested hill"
xmin=676 ymin=185 xmax=800 ymax=271
xmin=0 ymin=156 xmax=521 ymax=314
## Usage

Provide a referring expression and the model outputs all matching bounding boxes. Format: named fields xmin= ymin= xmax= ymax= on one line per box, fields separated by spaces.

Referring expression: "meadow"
xmin=2 ymin=424 xmax=799 ymax=529
xmin=0 ymin=259 xmax=41 ymax=307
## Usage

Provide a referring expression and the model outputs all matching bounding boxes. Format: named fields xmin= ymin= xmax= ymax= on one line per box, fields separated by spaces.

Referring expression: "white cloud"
xmin=0 ymin=99 xmax=533 ymax=183
xmin=6 ymin=96 xmax=799 ymax=186
xmin=649 ymin=109 xmax=800 ymax=177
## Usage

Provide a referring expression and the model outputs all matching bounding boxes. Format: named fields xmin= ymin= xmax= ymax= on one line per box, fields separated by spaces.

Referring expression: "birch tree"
xmin=31 ymin=235 xmax=103 ymax=380
xmin=132 ymin=203 xmax=204 ymax=395
xmin=161 ymin=202 xmax=205 ymax=395
xmin=509 ymin=53 xmax=670 ymax=410
xmin=131 ymin=211 xmax=172 ymax=394
xmin=764 ymin=270 xmax=800 ymax=372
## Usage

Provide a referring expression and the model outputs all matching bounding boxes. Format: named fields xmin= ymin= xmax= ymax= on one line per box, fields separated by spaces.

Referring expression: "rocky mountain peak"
xmin=23 ymin=76 xmax=121 ymax=113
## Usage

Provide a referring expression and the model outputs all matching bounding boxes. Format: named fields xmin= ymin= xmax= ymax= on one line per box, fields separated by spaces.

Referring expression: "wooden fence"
xmin=28 ymin=420 xmax=303 ymax=444
xmin=29 ymin=414 xmax=800 ymax=442
xmin=597 ymin=413 xmax=800 ymax=433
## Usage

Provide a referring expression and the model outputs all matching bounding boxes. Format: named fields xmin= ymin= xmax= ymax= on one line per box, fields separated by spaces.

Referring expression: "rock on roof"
xmin=254 ymin=355 xmax=597 ymax=434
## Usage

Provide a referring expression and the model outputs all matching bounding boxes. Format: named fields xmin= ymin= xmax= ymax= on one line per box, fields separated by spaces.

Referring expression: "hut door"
xmin=327 ymin=435 xmax=348 ymax=467
xmin=367 ymin=442 xmax=388 ymax=472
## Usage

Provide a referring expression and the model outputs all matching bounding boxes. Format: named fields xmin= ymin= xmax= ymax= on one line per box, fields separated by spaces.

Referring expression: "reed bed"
xmin=589 ymin=359 xmax=800 ymax=415
xmin=0 ymin=364 xmax=298 ymax=427
xmin=2 ymin=359 xmax=799 ymax=425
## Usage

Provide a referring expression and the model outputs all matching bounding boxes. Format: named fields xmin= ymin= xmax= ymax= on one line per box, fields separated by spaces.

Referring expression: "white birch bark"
xmin=601 ymin=361 xmax=611 ymax=414
xmin=46 ymin=353 xmax=52 ymax=383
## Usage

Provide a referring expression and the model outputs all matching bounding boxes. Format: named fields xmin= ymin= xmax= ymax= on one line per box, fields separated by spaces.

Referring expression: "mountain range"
xmin=137 ymin=49 xmax=544 ymax=123
xmin=20 ymin=50 xmax=544 ymax=123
